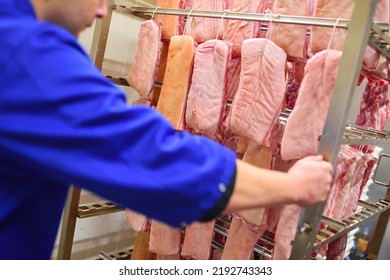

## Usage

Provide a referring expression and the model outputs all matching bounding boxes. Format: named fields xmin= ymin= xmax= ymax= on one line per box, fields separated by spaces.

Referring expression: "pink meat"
xmin=184 ymin=0 xmax=227 ymax=43
xmin=149 ymin=220 xmax=181 ymax=256
xmin=223 ymin=0 xmax=262 ymax=58
xmin=229 ymin=38 xmax=287 ymax=146
xmin=330 ymin=147 xmax=358 ymax=220
xmin=323 ymin=146 xmax=356 ymax=219
xmin=359 ymin=154 xmax=377 ymax=199
xmin=310 ymin=0 xmax=354 ymax=54
xmin=310 ymin=0 xmax=389 ymax=79
xmin=181 ymin=220 xmax=215 ymax=260
xmin=272 ymin=204 xmax=301 ymax=260
xmin=156 ymin=35 xmax=196 ymax=130
xmin=127 ymin=20 xmax=161 ymax=97
xmin=185 ymin=40 xmax=231 ymax=139
xmin=281 ymin=50 xmax=342 ymax=160
xmin=125 ymin=209 xmax=150 ymax=232
xmin=226 ymin=57 xmax=241 ymax=102
xmin=268 ymin=0 xmax=309 ymax=61
xmin=361 ymin=0 xmax=389 ymax=80
xmin=221 ymin=215 xmax=268 ymax=260
xmin=155 ymin=0 xmax=185 ymax=41
xmin=285 ymin=63 xmax=302 ymax=110
xmin=356 ymin=80 xmax=390 ymax=131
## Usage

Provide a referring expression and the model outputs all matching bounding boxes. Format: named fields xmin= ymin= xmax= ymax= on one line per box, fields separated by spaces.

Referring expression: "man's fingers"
xmin=303 ymin=155 xmax=324 ymax=161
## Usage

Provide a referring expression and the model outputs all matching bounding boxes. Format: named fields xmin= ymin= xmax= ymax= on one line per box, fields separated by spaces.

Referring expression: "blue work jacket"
xmin=0 ymin=0 xmax=236 ymax=259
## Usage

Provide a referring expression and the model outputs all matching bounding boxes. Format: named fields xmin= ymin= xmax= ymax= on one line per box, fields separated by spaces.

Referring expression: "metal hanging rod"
xmin=128 ymin=6 xmax=350 ymax=28
xmin=120 ymin=6 xmax=389 ymax=31
xmin=313 ymin=198 xmax=390 ymax=250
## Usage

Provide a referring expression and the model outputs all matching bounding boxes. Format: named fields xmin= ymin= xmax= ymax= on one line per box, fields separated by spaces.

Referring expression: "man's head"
xmin=30 ymin=0 xmax=108 ymax=36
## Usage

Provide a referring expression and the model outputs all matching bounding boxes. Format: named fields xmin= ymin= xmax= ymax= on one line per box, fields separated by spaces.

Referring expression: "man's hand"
xmin=288 ymin=155 xmax=333 ymax=207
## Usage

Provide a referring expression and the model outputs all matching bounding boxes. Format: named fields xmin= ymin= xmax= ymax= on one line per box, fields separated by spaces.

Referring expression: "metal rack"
xmin=121 ymin=0 xmax=390 ymax=260
xmin=58 ymin=0 xmax=390 ymax=260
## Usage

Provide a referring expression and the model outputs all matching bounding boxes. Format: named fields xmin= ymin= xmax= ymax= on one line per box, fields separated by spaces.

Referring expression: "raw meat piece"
xmin=156 ymin=254 xmax=181 ymax=260
xmin=222 ymin=141 xmax=274 ymax=260
xmin=221 ymin=215 xmax=268 ymax=260
xmin=359 ymin=154 xmax=377 ymax=199
xmin=131 ymin=97 xmax=152 ymax=106
xmin=223 ymin=0 xmax=262 ymax=58
xmin=281 ymin=50 xmax=342 ymax=160
xmin=356 ymin=80 xmax=390 ymax=131
xmin=361 ymin=0 xmax=389 ymax=80
xmin=331 ymin=146 xmax=358 ymax=220
xmin=310 ymin=0 xmax=389 ymax=79
xmin=127 ymin=20 xmax=161 ymax=97
xmin=226 ymin=57 xmax=241 ymax=102
xmin=211 ymin=249 xmax=222 ymax=260
xmin=185 ymin=40 xmax=231 ymax=139
xmin=149 ymin=220 xmax=181 ymax=255
xmin=125 ymin=209 xmax=150 ymax=232
xmin=272 ymin=204 xmax=301 ymax=260
xmin=155 ymin=0 xmax=185 ymax=41
xmin=229 ymin=38 xmax=287 ymax=146
xmin=184 ymin=0 xmax=227 ymax=43
xmin=285 ymin=63 xmax=302 ymax=110
xmin=156 ymin=35 xmax=196 ymax=130
xmin=323 ymin=146 xmax=356 ymax=219
xmin=151 ymin=42 xmax=170 ymax=107
xmin=310 ymin=0 xmax=354 ymax=54
xmin=131 ymin=231 xmax=156 ymax=260
xmin=181 ymin=220 xmax=215 ymax=260
xmin=268 ymin=0 xmax=309 ymax=61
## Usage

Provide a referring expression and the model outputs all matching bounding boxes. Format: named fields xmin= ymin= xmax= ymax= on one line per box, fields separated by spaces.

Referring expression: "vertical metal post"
xmin=367 ymin=183 xmax=390 ymax=260
xmin=289 ymin=0 xmax=379 ymax=259
xmin=56 ymin=187 xmax=81 ymax=260
xmin=90 ymin=0 xmax=115 ymax=70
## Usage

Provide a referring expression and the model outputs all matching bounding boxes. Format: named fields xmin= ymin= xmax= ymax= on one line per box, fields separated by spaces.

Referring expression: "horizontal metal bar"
xmin=369 ymin=23 xmax=390 ymax=60
xmin=77 ymin=202 xmax=124 ymax=219
xmin=128 ymin=6 xmax=351 ymax=28
xmin=313 ymin=199 xmax=390 ymax=250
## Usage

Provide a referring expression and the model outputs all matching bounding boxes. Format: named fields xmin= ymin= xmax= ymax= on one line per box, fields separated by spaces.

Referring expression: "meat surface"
xmin=151 ymin=42 xmax=170 ymax=107
xmin=229 ymin=39 xmax=287 ymax=146
xmin=268 ymin=0 xmax=309 ymax=61
xmin=310 ymin=0 xmax=353 ymax=54
xmin=156 ymin=35 xmax=196 ymax=130
xmin=155 ymin=0 xmax=185 ymax=41
xmin=149 ymin=220 xmax=182 ymax=256
xmin=181 ymin=220 xmax=215 ymax=260
xmin=281 ymin=50 xmax=342 ymax=160
xmin=130 ymin=231 xmax=156 ymax=260
xmin=127 ymin=20 xmax=161 ymax=98
xmin=125 ymin=209 xmax=149 ymax=232
xmin=223 ymin=0 xmax=262 ymax=58
xmin=310 ymin=0 xmax=389 ymax=79
xmin=184 ymin=0 xmax=227 ymax=43
xmin=272 ymin=204 xmax=301 ymax=260
xmin=329 ymin=146 xmax=358 ymax=220
xmin=221 ymin=215 xmax=268 ymax=260
xmin=285 ymin=63 xmax=302 ymax=110
xmin=356 ymin=80 xmax=390 ymax=131
xmin=185 ymin=40 xmax=231 ymax=139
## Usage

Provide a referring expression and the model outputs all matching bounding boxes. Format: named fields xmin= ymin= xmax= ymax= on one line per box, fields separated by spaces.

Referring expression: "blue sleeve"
xmin=0 ymin=24 xmax=237 ymax=228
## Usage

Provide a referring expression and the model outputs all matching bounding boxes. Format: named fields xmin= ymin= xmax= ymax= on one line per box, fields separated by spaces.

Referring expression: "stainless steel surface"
xmin=373 ymin=154 xmax=390 ymax=187
xmin=313 ymin=199 xmax=390 ymax=250
xmin=369 ymin=23 xmax=390 ymax=60
xmin=127 ymin=6 xmax=350 ymax=28
xmin=289 ymin=0 xmax=379 ymax=260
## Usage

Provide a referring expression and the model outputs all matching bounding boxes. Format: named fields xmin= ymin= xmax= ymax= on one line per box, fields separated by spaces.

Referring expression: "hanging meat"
xmin=127 ymin=20 xmax=161 ymax=98
xmin=185 ymin=39 xmax=231 ymax=140
xmin=156 ymin=35 xmax=196 ymax=130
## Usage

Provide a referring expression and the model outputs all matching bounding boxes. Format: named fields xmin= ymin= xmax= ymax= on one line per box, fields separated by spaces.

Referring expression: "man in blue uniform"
xmin=0 ymin=0 xmax=332 ymax=259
